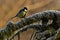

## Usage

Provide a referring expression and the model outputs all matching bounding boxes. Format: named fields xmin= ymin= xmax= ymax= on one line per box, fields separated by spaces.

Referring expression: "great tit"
xmin=11 ymin=7 xmax=28 ymax=19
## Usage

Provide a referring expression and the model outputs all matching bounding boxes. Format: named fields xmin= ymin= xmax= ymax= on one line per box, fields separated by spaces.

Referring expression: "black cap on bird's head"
xmin=23 ymin=7 xmax=28 ymax=11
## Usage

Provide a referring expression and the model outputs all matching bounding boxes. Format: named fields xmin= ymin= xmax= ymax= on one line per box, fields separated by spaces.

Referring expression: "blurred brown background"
xmin=0 ymin=0 xmax=60 ymax=40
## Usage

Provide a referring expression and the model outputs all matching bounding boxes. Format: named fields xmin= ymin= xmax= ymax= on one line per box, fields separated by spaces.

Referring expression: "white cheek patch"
xmin=47 ymin=20 xmax=53 ymax=25
xmin=25 ymin=9 xmax=27 ymax=11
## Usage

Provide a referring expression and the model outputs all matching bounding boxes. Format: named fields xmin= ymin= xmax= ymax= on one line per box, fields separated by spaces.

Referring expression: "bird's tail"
xmin=10 ymin=16 xmax=16 ymax=20
xmin=7 ymin=16 xmax=17 ymax=23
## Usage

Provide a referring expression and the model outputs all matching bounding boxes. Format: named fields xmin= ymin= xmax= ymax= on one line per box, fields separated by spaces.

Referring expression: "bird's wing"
xmin=15 ymin=10 xmax=23 ymax=17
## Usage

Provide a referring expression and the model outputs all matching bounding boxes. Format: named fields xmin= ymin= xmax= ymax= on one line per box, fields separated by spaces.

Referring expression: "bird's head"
xmin=23 ymin=7 xmax=28 ymax=12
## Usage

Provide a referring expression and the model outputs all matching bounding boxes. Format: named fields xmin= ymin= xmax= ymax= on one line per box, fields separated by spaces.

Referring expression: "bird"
xmin=11 ymin=7 xmax=28 ymax=19
xmin=8 ymin=7 xmax=28 ymax=23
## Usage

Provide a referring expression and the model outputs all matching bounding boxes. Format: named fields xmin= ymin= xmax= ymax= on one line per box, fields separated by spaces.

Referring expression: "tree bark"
xmin=0 ymin=10 xmax=60 ymax=40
